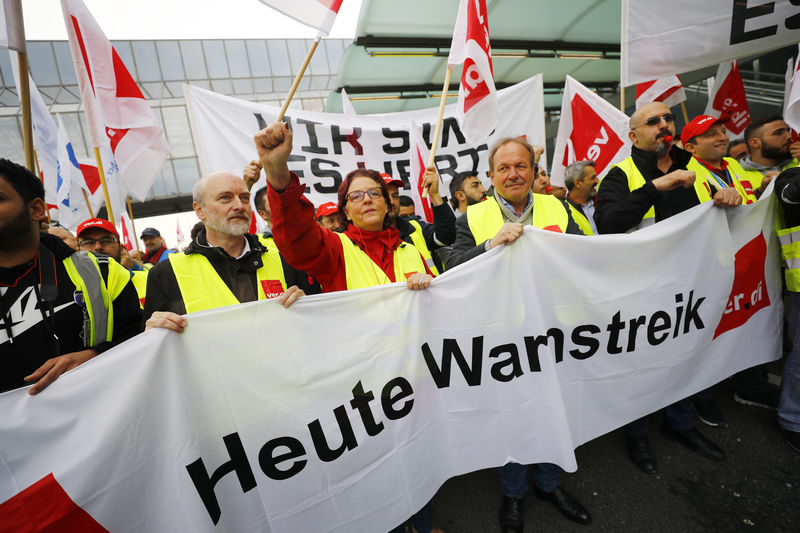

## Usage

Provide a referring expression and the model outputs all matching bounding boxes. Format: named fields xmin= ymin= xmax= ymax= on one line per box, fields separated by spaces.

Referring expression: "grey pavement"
xmin=425 ymin=380 xmax=800 ymax=533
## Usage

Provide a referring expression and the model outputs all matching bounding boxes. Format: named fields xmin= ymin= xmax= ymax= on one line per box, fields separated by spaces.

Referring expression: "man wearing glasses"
xmin=77 ymin=218 xmax=148 ymax=307
xmin=594 ymin=101 xmax=740 ymax=476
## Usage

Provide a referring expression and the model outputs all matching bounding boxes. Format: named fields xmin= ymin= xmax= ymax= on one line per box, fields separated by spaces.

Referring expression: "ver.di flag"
xmin=61 ymin=0 xmax=170 ymax=202
xmin=408 ymin=120 xmax=436 ymax=223
xmin=550 ymin=76 xmax=631 ymax=186
xmin=704 ymin=60 xmax=751 ymax=135
xmin=257 ymin=0 xmax=342 ymax=36
xmin=447 ymin=0 xmax=496 ymax=146
xmin=635 ymin=76 xmax=686 ymax=109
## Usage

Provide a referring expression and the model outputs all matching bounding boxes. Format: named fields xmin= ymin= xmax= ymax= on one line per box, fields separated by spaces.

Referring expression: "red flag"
xmin=408 ymin=121 xmax=436 ymax=223
xmin=550 ymin=76 xmax=631 ymax=186
xmin=447 ymin=0 xmax=496 ymax=146
xmin=61 ymin=0 xmax=170 ymax=202
xmin=635 ymin=76 xmax=687 ymax=109
xmin=705 ymin=60 xmax=750 ymax=135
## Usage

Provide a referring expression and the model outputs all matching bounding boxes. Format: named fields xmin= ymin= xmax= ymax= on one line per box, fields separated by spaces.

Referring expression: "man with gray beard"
xmin=143 ymin=172 xmax=316 ymax=330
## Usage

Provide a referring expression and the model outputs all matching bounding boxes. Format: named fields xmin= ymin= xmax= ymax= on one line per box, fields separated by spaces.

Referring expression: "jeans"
xmin=625 ymin=398 xmax=693 ymax=436
xmin=779 ymin=292 xmax=800 ymax=431
xmin=498 ymin=462 xmax=561 ymax=498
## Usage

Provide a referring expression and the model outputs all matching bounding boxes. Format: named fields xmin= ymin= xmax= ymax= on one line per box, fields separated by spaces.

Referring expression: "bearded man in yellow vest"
xmin=143 ymin=172 xmax=316 ymax=333
xmin=449 ymin=137 xmax=591 ymax=532
xmin=594 ymin=101 xmax=739 ymax=477
xmin=740 ymin=115 xmax=800 ymax=194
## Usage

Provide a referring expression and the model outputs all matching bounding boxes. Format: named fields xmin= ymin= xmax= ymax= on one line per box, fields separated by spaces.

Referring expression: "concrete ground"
xmin=425 ymin=379 xmax=800 ymax=533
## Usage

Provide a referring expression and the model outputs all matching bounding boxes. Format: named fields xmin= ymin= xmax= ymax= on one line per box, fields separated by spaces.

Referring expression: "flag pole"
xmin=81 ymin=189 xmax=95 ymax=218
xmin=93 ymin=147 xmax=116 ymax=225
xmin=423 ymin=67 xmax=454 ymax=198
xmin=16 ymin=51 xmax=35 ymax=172
xmin=32 ymin=149 xmax=52 ymax=224
xmin=126 ymin=196 xmax=141 ymax=253
xmin=276 ymin=36 xmax=321 ymax=122
xmin=680 ymin=102 xmax=690 ymax=123
xmin=620 ymin=84 xmax=626 ymax=113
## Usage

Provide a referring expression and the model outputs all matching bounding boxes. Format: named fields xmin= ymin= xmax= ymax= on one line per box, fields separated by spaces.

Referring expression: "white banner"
xmin=1 ymin=0 xmax=24 ymax=52
xmin=621 ymin=0 xmax=800 ymax=86
xmin=184 ymin=75 xmax=546 ymax=208
xmin=0 ymin=191 xmax=783 ymax=532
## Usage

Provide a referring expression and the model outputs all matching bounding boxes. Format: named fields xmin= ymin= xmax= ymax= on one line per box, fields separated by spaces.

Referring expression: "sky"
xmin=22 ymin=0 xmax=364 ymax=40
xmin=21 ymin=0 xmax=365 ymax=246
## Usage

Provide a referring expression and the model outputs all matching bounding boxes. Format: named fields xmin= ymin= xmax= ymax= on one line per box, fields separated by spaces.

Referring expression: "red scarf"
xmin=143 ymin=245 xmax=167 ymax=264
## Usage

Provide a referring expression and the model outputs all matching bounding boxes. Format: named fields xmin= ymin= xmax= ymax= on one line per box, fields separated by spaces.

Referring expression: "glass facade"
xmin=0 ymin=38 xmax=348 ymax=216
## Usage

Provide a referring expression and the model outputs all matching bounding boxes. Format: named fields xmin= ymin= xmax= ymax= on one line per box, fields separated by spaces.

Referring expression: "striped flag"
xmin=635 ymin=76 xmax=686 ymax=109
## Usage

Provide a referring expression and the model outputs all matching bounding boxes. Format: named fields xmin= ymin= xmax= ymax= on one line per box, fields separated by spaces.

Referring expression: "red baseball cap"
xmin=380 ymin=173 xmax=405 ymax=189
xmin=76 ymin=218 xmax=119 ymax=238
xmin=316 ymin=202 xmax=338 ymax=219
xmin=680 ymin=115 xmax=725 ymax=145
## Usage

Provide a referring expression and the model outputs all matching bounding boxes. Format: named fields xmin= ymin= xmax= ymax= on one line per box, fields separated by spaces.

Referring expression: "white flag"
xmin=55 ymin=115 xmax=93 ymax=230
xmin=1 ymin=0 xmax=24 ymax=52
xmin=550 ymin=76 xmax=631 ymax=186
xmin=785 ymin=45 xmax=800 ymax=134
xmin=61 ymin=0 xmax=170 ymax=202
xmin=176 ymin=218 xmax=186 ymax=249
xmin=340 ymin=88 xmax=357 ymax=115
xmin=635 ymin=76 xmax=686 ymax=109
xmin=447 ymin=0 xmax=496 ymax=146
xmin=257 ymin=0 xmax=343 ymax=37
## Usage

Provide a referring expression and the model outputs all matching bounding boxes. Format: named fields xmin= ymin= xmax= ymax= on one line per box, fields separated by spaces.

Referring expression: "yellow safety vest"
xmin=466 ymin=194 xmax=569 ymax=244
xmin=130 ymin=270 xmax=148 ymax=309
xmin=566 ymin=201 xmax=594 ymax=236
xmin=407 ymin=219 xmax=440 ymax=275
xmin=607 ymin=156 xmax=712 ymax=230
xmin=168 ymin=247 xmax=287 ymax=314
xmin=337 ymin=232 xmax=428 ymax=290
xmin=778 ymin=211 xmax=800 ymax=292
xmin=686 ymin=157 xmax=758 ymax=204
xmin=62 ymin=252 xmax=130 ymax=347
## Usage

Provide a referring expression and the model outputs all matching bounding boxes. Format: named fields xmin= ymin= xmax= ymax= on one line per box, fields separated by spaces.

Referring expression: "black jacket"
xmin=142 ymin=229 xmax=320 ymax=322
xmin=775 ymin=168 xmax=800 ymax=228
xmin=594 ymin=145 xmax=699 ymax=234
xmin=0 ymin=234 xmax=142 ymax=392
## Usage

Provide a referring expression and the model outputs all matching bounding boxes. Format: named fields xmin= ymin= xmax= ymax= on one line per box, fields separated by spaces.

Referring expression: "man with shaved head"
xmin=594 ymin=101 xmax=740 ymax=476
xmin=143 ymin=172 xmax=316 ymax=331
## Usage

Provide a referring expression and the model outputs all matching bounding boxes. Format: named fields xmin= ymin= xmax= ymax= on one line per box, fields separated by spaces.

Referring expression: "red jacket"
xmin=268 ymin=174 xmax=431 ymax=292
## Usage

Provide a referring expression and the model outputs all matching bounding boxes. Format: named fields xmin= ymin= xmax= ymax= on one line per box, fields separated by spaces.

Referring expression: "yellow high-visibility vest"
xmin=407 ymin=219 xmax=440 ymax=275
xmin=566 ymin=201 xmax=594 ymax=236
xmin=337 ymin=232 xmax=428 ymax=290
xmin=466 ymin=194 xmax=569 ymax=244
xmin=130 ymin=270 xmax=148 ymax=309
xmin=686 ymin=157 xmax=758 ymax=204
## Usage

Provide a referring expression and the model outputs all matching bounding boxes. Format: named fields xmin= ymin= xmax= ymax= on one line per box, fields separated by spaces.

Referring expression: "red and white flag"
xmin=550 ymin=76 xmax=631 ymax=186
xmin=635 ymin=76 xmax=686 ymax=109
xmin=408 ymin=121 xmax=436 ymax=223
xmin=704 ymin=60 xmax=751 ymax=135
xmin=61 ymin=0 xmax=169 ymax=202
xmin=176 ymin=218 xmax=186 ymax=250
xmin=447 ymin=0 xmax=496 ymax=146
xmin=784 ymin=46 xmax=800 ymax=135
xmin=257 ymin=0 xmax=342 ymax=37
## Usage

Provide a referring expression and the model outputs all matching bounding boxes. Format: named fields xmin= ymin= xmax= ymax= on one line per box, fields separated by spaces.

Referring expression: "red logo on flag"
xmin=261 ymin=280 xmax=285 ymax=299
xmin=714 ymin=233 xmax=770 ymax=338
xmin=563 ymin=94 xmax=624 ymax=173
xmin=710 ymin=62 xmax=750 ymax=135
xmin=0 ymin=473 xmax=108 ymax=532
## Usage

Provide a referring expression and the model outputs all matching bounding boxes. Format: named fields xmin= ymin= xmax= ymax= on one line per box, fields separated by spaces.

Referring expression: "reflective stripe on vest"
xmin=466 ymin=194 xmax=568 ymax=244
xmin=685 ymin=157 xmax=757 ymax=204
xmin=130 ymin=270 xmax=148 ymax=308
xmin=777 ymin=220 xmax=800 ymax=292
xmin=407 ymin=219 xmax=440 ymax=275
xmin=336 ymin=232 xmax=428 ymax=290
xmin=567 ymin=201 xmax=594 ymax=236
xmin=62 ymin=252 xmax=128 ymax=346
xmin=168 ymin=249 xmax=287 ymax=314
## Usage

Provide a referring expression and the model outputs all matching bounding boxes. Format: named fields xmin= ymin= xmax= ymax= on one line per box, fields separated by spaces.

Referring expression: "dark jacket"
xmin=142 ymin=229 xmax=320 ymax=322
xmin=0 ymin=233 xmax=142 ymax=392
xmin=594 ymin=145 xmax=699 ymax=234
xmin=775 ymin=168 xmax=800 ymax=228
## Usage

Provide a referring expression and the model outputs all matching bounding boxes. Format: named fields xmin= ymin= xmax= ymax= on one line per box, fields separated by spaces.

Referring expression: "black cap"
xmin=140 ymin=227 xmax=161 ymax=238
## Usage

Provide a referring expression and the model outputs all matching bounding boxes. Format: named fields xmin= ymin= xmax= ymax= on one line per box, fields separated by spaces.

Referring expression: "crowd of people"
xmin=2 ymin=104 xmax=799 ymax=533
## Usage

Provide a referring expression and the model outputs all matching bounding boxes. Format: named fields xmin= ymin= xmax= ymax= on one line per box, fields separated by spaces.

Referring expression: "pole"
xmin=423 ymin=67 xmax=454 ymax=198
xmin=81 ymin=189 xmax=95 ymax=218
xmin=276 ymin=37 xmax=321 ymax=122
xmin=680 ymin=101 xmax=690 ymax=124
xmin=620 ymin=84 xmax=626 ymax=113
xmin=17 ymin=51 xmax=35 ymax=172
xmin=93 ymin=147 xmax=116 ymax=225
xmin=126 ymin=196 xmax=141 ymax=253
xmin=32 ymin=149 xmax=52 ymax=224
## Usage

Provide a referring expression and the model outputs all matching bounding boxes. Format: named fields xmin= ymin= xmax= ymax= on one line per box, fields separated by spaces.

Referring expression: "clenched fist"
xmin=253 ymin=122 xmax=293 ymax=190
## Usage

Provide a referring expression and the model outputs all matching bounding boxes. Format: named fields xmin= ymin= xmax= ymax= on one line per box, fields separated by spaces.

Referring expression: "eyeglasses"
xmin=636 ymin=113 xmax=676 ymax=128
xmin=79 ymin=236 xmax=118 ymax=247
xmin=346 ymin=187 xmax=383 ymax=203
